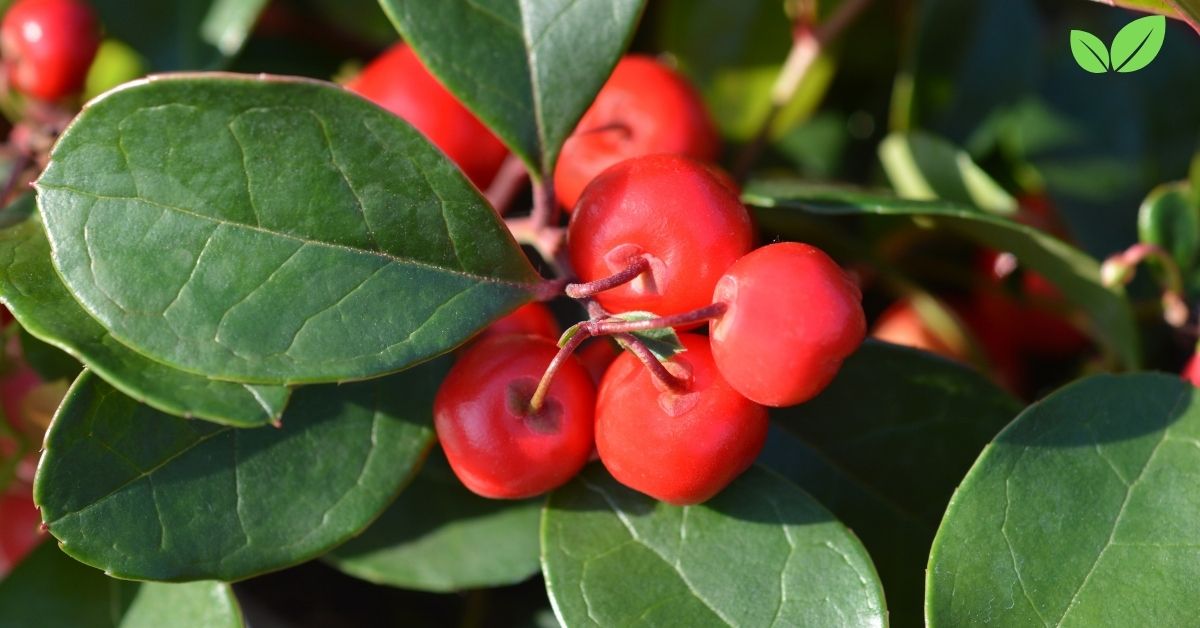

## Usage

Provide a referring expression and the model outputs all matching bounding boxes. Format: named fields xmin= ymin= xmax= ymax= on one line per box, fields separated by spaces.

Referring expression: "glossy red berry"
xmin=346 ymin=43 xmax=508 ymax=188
xmin=0 ymin=486 xmax=41 ymax=577
xmin=555 ymin=55 xmax=719 ymax=210
xmin=710 ymin=242 xmax=865 ymax=407
xmin=480 ymin=302 xmax=559 ymax=341
xmin=1183 ymin=351 xmax=1200 ymax=387
xmin=434 ymin=335 xmax=594 ymax=499
xmin=595 ymin=334 xmax=766 ymax=505
xmin=568 ymin=154 xmax=754 ymax=317
xmin=0 ymin=0 xmax=99 ymax=101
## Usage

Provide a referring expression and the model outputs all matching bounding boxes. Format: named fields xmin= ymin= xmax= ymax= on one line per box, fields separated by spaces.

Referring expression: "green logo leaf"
xmin=1070 ymin=29 xmax=1110 ymax=73
xmin=1111 ymin=14 xmax=1167 ymax=73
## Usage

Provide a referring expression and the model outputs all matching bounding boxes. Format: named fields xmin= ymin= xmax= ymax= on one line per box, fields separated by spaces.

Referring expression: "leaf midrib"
xmin=38 ymin=182 xmax=535 ymax=291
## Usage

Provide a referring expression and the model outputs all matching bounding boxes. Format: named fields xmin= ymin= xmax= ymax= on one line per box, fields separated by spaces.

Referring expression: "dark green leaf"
xmin=1069 ymin=30 xmax=1110 ymax=73
xmin=743 ymin=180 xmax=1140 ymax=367
xmin=762 ymin=340 xmax=1020 ymax=627
xmin=1110 ymin=15 xmax=1167 ymax=73
xmin=927 ymin=373 xmax=1200 ymax=626
xmin=0 ymin=543 xmax=244 ymax=627
xmin=325 ymin=451 xmax=541 ymax=592
xmin=379 ymin=0 xmax=647 ymax=176
xmin=541 ymin=465 xmax=886 ymax=627
xmin=18 ymin=326 xmax=81 ymax=382
xmin=92 ymin=0 xmax=268 ymax=71
xmin=35 ymin=359 xmax=447 ymax=581
xmin=38 ymin=74 xmax=539 ymax=385
xmin=0 ymin=218 xmax=288 ymax=427
xmin=879 ymin=131 xmax=1018 ymax=214
xmin=610 ymin=311 xmax=685 ymax=361
xmin=1137 ymin=182 xmax=1199 ymax=277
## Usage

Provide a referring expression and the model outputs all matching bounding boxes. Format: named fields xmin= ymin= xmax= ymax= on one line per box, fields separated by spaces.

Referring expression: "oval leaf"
xmin=38 ymin=74 xmax=539 ymax=385
xmin=541 ymin=465 xmax=887 ymax=627
xmin=0 ymin=216 xmax=288 ymax=427
xmin=762 ymin=340 xmax=1019 ymax=626
xmin=380 ymin=0 xmax=647 ymax=176
xmin=743 ymin=180 xmax=1141 ymax=367
xmin=879 ymin=131 xmax=1018 ymax=214
xmin=1111 ymin=15 xmax=1167 ymax=73
xmin=0 ymin=543 xmax=243 ymax=628
xmin=927 ymin=373 xmax=1200 ymax=626
xmin=35 ymin=359 xmax=448 ymax=581
xmin=1137 ymin=181 xmax=1199 ymax=277
xmin=325 ymin=451 xmax=541 ymax=592
xmin=1070 ymin=29 xmax=1110 ymax=73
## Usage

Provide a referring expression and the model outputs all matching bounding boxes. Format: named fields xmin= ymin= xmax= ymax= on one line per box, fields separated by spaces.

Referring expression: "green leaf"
xmin=879 ymin=131 xmax=1018 ymax=215
xmin=610 ymin=311 xmax=686 ymax=361
xmin=38 ymin=74 xmax=539 ymax=385
xmin=92 ymin=0 xmax=268 ymax=71
xmin=379 ymin=0 xmax=647 ymax=177
xmin=324 ymin=451 xmax=541 ymax=592
xmin=927 ymin=373 xmax=1200 ymax=626
xmin=1070 ymin=29 xmax=1111 ymax=73
xmin=0 ymin=543 xmax=244 ymax=627
xmin=743 ymin=180 xmax=1141 ymax=368
xmin=35 ymin=360 xmax=447 ymax=581
xmin=1137 ymin=182 xmax=1200 ymax=278
xmin=0 ymin=217 xmax=288 ymax=427
xmin=541 ymin=465 xmax=887 ymax=627
xmin=1110 ymin=15 xmax=1167 ymax=72
xmin=762 ymin=340 xmax=1021 ymax=627
xmin=18 ymin=326 xmax=81 ymax=382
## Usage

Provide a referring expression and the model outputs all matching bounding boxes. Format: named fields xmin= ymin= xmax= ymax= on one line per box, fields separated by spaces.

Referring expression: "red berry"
xmin=346 ymin=43 xmax=508 ymax=188
xmin=0 ymin=0 xmax=99 ymax=101
xmin=0 ymin=485 xmax=42 ymax=577
xmin=595 ymin=334 xmax=766 ymax=505
xmin=567 ymin=154 xmax=754 ymax=317
xmin=1183 ymin=351 xmax=1200 ymax=387
xmin=480 ymin=302 xmax=559 ymax=341
xmin=710 ymin=242 xmax=865 ymax=407
xmin=434 ymin=335 xmax=594 ymax=499
xmin=577 ymin=338 xmax=619 ymax=385
xmin=871 ymin=298 xmax=968 ymax=362
xmin=555 ymin=55 xmax=719 ymax=210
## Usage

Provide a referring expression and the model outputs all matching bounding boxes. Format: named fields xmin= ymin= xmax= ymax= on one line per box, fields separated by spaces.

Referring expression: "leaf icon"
xmin=1111 ymin=15 xmax=1166 ymax=73
xmin=1070 ymin=29 xmax=1110 ymax=73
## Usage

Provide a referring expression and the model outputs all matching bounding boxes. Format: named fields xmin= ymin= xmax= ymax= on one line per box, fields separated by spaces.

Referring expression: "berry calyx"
xmin=555 ymin=55 xmax=719 ymax=210
xmin=0 ymin=0 xmax=100 ymax=101
xmin=434 ymin=335 xmax=594 ymax=499
xmin=710 ymin=242 xmax=865 ymax=407
xmin=595 ymin=333 xmax=767 ymax=505
xmin=346 ymin=43 xmax=508 ymax=188
xmin=567 ymin=154 xmax=754 ymax=317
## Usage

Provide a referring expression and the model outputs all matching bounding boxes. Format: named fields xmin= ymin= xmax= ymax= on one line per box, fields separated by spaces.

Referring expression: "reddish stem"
xmin=587 ymin=302 xmax=727 ymax=335
xmin=484 ymin=154 xmax=529 ymax=216
xmin=614 ymin=333 xmax=689 ymax=393
xmin=566 ymin=257 xmax=650 ymax=299
xmin=529 ymin=178 xmax=560 ymax=230
xmin=528 ymin=327 xmax=591 ymax=412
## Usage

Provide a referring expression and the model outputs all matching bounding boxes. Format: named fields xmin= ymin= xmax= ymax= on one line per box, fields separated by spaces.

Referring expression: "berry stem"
xmin=733 ymin=0 xmax=874 ymax=180
xmin=529 ymin=178 xmax=560 ymax=230
xmin=528 ymin=327 xmax=591 ymax=413
xmin=565 ymin=256 xmax=650 ymax=299
xmin=1101 ymin=242 xmax=1188 ymax=327
xmin=587 ymin=302 xmax=728 ymax=334
xmin=484 ymin=154 xmax=529 ymax=216
xmin=614 ymin=333 xmax=689 ymax=393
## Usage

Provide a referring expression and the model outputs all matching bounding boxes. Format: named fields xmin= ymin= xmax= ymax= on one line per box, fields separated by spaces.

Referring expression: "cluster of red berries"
xmin=0 ymin=0 xmax=99 ymax=102
xmin=348 ymin=44 xmax=868 ymax=505
xmin=435 ymin=154 xmax=865 ymax=505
